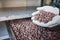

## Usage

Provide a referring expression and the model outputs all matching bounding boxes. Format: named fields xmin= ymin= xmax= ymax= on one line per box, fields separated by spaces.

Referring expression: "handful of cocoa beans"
xmin=31 ymin=6 xmax=60 ymax=27
xmin=34 ymin=10 xmax=56 ymax=23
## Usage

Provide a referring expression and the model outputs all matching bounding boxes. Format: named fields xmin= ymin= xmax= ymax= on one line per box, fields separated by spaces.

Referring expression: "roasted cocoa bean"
xmin=34 ymin=10 xmax=56 ymax=23
xmin=9 ymin=18 xmax=60 ymax=40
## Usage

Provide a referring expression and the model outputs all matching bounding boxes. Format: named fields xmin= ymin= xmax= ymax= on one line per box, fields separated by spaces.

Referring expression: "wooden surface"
xmin=2 ymin=0 xmax=26 ymax=7
xmin=0 ymin=1 xmax=2 ymax=8
xmin=1 ymin=0 xmax=41 ymax=8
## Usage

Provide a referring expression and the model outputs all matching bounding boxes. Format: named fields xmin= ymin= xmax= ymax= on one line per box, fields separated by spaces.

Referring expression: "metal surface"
xmin=5 ymin=7 xmax=37 ymax=40
xmin=6 ymin=22 xmax=16 ymax=40
xmin=0 ymin=7 xmax=36 ymax=21
xmin=0 ymin=22 xmax=10 ymax=40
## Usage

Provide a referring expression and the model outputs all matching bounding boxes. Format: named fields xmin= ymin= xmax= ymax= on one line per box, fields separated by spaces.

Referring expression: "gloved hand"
xmin=31 ymin=6 xmax=60 ymax=28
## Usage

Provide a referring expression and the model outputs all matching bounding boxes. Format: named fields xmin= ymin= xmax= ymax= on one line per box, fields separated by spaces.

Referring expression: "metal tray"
xmin=5 ymin=7 xmax=37 ymax=40
xmin=6 ymin=21 xmax=16 ymax=40
xmin=0 ymin=7 xmax=36 ymax=21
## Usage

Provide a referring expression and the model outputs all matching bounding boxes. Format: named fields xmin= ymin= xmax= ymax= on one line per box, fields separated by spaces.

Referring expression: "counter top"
xmin=0 ymin=7 xmax=36 ymax=21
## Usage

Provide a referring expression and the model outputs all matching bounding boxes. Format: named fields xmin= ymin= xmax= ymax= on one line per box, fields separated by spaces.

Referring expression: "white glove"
xmin=31 ymin=6 xmax=60 ymax=28
xmin=36 ymin=6 xmax=59 ymax=14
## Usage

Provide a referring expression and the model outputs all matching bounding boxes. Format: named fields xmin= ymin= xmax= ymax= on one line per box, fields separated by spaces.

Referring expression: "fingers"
xmin=31 ymin=6 xmax=59 ymax=28
xmin=37 ymin=6 xmax=59 ymax=15
xmin=46 ymin=15 xmax=60 ymax=27
xmin=32 ymin=11 xmax=39 ymax=16
xmin=32 ymin=19 xmax=49 ymax=27
xmin=31 ymin=17 xmax=35 ymax=20
xmin=36 ymin=7 xmax=44 ymax=11
xmin=53 ymin=15 xmax=60 ymax=24
xmin=54 ymin=8 xmax=59 ymax=14
xmin=48 ymin=24 xmax=58 ymax=28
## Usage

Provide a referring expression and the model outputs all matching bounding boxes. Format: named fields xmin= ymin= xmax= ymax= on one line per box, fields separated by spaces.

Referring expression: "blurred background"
xmin=0 ymin=0 xmax=60 ymax=40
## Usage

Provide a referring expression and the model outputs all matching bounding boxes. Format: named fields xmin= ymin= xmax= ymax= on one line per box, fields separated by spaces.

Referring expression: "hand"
xmin=31 ymin=6 xmax=59 ymax=28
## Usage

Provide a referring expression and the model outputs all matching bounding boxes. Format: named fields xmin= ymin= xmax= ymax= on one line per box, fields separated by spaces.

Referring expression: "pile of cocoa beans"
xmin=9 ymin=18 xmax=60 ymax=40
xmin=34 ymin=10 xmax=56 ymax=23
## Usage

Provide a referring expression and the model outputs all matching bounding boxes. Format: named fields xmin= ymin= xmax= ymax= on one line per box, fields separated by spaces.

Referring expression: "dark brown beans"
xmin=9 ymin=18 xmax=60 ymax=40
xmin=34 ymin=10 xmax=56 ymax=23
